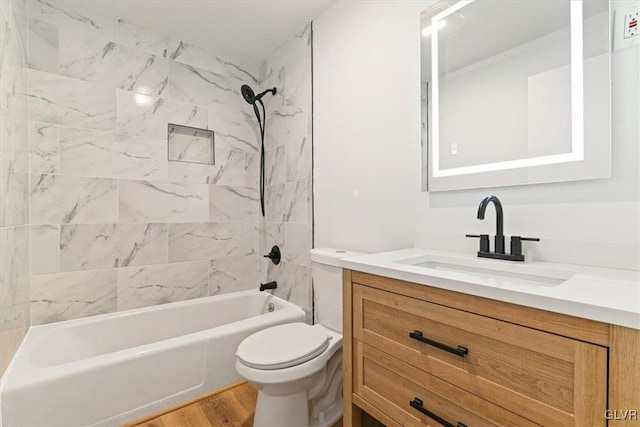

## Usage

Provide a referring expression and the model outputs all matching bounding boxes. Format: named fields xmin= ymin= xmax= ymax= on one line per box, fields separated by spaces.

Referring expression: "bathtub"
xmin=0 ymin=290 xmax=305 ymax=426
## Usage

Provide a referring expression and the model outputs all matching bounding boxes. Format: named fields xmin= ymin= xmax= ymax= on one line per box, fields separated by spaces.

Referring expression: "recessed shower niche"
xmin=168 ymin=123 xmax=215 ymax=165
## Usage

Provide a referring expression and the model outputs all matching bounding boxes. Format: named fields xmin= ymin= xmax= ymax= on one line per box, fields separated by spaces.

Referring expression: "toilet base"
xmin=254 ymin=390 xmax=308 ymax=427
xmin=253 ymin=389 xmax=342 ymax=427
xmin=310 ymin=397 xmax=342 ymax=427
xmin=250 ymin=350 xmax=343 ymax=427
xmin=236 ymin=325 xmax=344 ymax=427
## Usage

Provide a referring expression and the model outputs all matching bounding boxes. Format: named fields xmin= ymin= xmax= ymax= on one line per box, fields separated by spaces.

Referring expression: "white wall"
xmin=313 ymin=0 xmax=640 ymax=270
xmin=313 ymin=1 xmax=427 ymax=253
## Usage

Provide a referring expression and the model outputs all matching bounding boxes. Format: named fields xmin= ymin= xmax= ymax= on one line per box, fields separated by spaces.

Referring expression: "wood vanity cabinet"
xmin=342 ymin=270 xmax=640 ymax=427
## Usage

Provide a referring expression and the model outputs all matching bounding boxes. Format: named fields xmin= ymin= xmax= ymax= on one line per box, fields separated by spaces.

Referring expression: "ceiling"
xmin=76 ymin=0 xmax=337 ymax=63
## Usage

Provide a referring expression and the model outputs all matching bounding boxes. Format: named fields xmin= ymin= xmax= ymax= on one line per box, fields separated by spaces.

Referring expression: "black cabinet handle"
xmin=409 ymin=330 xmax=468 ymax=357
xmin=409 ymin=398 xmax=467 ymax=427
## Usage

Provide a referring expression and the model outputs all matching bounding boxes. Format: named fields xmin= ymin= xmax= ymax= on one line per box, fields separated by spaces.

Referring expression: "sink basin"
xmin=395 ymin=254 xmax=575 ymax=287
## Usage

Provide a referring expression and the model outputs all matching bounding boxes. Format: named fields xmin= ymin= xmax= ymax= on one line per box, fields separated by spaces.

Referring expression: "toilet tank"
xmin=311 ymin=248 xmax=364 ymax=333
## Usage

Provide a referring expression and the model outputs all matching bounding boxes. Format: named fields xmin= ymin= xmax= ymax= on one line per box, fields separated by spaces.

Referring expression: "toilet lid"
xmin=237 ymin=323 xmax=330 ymax=370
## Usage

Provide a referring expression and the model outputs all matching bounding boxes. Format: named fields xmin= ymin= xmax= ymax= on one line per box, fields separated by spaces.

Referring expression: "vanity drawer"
xmin=354 ymin=341 xmax=538 ymax=427
xmin=353 ymin=284 xmax=607 ymax=427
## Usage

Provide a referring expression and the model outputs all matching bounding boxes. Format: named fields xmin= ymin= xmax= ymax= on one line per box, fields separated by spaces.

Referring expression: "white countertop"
xmin=341 ymin=248 xmax=640 ymax=330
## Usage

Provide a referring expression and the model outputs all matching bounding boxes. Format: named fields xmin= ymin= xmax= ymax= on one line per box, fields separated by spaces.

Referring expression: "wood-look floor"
xmin=123 ymin=381 xmax=347 ymax=427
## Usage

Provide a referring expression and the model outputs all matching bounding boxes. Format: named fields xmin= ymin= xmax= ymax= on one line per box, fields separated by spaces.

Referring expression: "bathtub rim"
xmin=30 ymin=289 xmax=295 ymax=333
xmin=1 ymin=290 xmax=305 ymax=391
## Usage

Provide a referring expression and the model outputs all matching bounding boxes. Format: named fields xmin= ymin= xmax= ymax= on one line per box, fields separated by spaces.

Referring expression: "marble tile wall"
xmin=24 ymin=0 xmax=267 ymax=327
xmin=258 ymin=25 xmax=314 ymax=321
xmin=1 ymin=0 xmax=314 ymax=368
xmin=0 ymin=0 xmax=30 ymax=375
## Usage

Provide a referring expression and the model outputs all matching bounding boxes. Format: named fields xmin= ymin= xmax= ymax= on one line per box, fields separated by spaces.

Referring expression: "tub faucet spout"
xmin=259 ymin=281 xmax=278 ymax=291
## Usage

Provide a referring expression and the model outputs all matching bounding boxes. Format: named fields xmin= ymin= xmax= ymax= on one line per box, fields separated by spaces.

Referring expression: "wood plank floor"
xmin=123 ymin=381 xmax=257 ymax=427
xmin=123 ymin=381 xmax=346 ymax=427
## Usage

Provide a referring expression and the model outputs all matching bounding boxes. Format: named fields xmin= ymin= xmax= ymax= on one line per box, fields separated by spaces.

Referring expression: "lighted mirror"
xmin=421 ymin=0 xmax=611 ymax=192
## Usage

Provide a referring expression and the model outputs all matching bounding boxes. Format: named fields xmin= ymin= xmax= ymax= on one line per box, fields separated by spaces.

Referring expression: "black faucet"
xmin=477 ymin=195 xmax=505 ymax=254
xmin=259 ymin=281 xmax=278 ymax=291
xmin=467 ymin=195 xmax=539 ymax=262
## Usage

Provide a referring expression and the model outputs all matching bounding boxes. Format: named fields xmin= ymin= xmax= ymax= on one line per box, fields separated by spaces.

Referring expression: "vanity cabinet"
xmin=343 ymin=270 xmax=640 ymax=427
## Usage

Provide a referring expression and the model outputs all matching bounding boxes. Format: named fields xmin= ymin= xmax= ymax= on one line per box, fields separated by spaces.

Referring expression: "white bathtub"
xmin=0 ymin=290 xmax=305 ymax=426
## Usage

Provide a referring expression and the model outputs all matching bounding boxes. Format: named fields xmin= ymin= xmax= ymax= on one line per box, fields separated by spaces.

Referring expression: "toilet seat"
xmin=237 ymin=323 xmax=330 ymax=370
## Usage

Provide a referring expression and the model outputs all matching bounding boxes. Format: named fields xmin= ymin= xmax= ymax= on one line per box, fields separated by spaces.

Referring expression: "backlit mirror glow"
xmin=421 ymin=0 xmax=611 ymax=191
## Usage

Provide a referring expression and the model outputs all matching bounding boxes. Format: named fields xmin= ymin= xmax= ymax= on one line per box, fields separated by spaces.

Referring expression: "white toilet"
xmin=235 ymin=248 xmax=362 ymax=427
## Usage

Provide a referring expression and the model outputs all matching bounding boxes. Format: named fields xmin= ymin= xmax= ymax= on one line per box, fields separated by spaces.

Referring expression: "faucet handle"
xmin=263 ymin=245 xmax=281 ymax=265
xmin=466 ymin=234 xmax=490 ymax=253
xmin=510 ymin=236 xmax=540 ymax=257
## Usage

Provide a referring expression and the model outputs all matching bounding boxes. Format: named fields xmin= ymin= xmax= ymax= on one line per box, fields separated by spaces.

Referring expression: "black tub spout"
xmin=259 ymin=281 xmax=277 ymax=291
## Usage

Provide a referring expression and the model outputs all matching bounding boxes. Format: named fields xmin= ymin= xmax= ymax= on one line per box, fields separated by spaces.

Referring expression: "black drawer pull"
xmin=409 ymin=330 xmax=468 ymax=357
xmin=410 ymin=398 xmax=467 ymax=427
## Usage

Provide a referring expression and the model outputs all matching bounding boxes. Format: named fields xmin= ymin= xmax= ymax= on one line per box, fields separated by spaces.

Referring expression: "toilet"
xmin=235 ymin=248 xmax=362 ymax=427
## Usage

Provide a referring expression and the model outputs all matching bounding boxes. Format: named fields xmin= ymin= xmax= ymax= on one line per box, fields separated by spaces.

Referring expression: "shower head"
xmin=241 ymin=84 xmax=256 ymax=104
xmin=240 ymin=84 xmax=277 ymax=105
xmin=240 ymin=84 xmax=276 ymax=218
